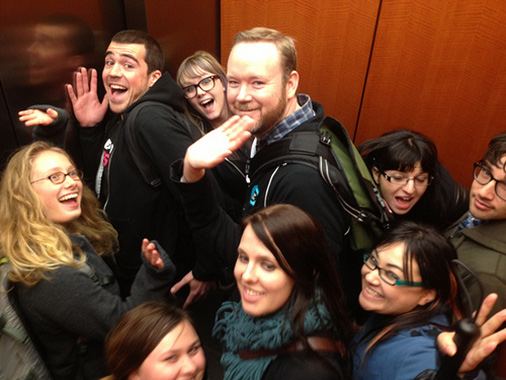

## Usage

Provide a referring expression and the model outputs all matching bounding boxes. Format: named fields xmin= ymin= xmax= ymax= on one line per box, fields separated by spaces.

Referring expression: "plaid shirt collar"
xmin=253 ymin=94 xmax=315 ymax=154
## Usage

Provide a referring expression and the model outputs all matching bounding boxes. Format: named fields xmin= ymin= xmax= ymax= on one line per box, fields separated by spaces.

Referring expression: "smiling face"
xmin=373 ymin=162 xmax=429 ymax=215
xmin=234 ymin=224 xmax=295 ymax=317
xmin=102 ymin=42 xmax=161 ymax=114
xmin=180 ymin=69 xmax=230 ymax=128
xmin=359 ymin=242 xmax=435 ymax=315
xmin=227 ymin=42 xmax=298 ymax=138
xmin=469 ymin=155 xmax=506 ymax=221
xmin=130 ymin=320 xmax=206 ymax=380
xmin=31 ymin=151 xmax=83 ymax=226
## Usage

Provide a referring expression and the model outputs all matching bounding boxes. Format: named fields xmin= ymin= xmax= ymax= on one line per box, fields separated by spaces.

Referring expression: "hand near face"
xmin=141 ymin=238 xmax=164 ymax=270
xmin=183 ymin=115 xmax=253 ymax=183
xmin=18 ymin=108 xmax=59 ymax=127
xmin=437 ymin=293 xmax=506 ymax=375
xmin=67 ymin=67 xmax=108 ymax=127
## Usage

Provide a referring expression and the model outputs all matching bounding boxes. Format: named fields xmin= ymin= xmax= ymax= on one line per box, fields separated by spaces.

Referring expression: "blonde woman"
xmin=0 ymin=142 xmax=176 ymax=380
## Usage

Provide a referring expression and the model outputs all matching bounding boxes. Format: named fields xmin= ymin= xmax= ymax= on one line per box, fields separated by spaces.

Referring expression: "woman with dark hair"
xmin=0 ymin=142 xmax=176 ymax=379
xmin=359 ymin=130 xmax=468 ymax=229
xmin=353 ymin=220 xmax=463 ymax=379
xmin=212 ymin=204 xmax=352 ymax=380
xmin=105 ymin=302 xmax=206 ymax=380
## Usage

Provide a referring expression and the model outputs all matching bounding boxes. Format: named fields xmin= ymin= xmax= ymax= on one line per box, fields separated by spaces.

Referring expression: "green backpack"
xmin=248 ymin=116 xmax=393 ymax=253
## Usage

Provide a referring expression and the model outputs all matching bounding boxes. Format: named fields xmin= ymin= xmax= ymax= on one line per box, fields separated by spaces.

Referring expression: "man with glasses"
xmin=445 ymin=132 xmax=506 ymax=315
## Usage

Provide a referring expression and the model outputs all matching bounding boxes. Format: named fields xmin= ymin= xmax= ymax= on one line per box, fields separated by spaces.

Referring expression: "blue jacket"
xmin=352 ymin=314 xmax=448 ymax=380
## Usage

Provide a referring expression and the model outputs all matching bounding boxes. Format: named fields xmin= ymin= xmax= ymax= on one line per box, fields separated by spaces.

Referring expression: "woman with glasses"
xmin=213 ymin=204 xmax=352 ymax=380
xmin=0 ymin=142 xmax=176 ymax=379
xmin=359 ymin=129 xmax=468 ymax=230
xmin=176 ymin=51 xmax=251 ymax=223
xmin=353 ymin=220 xmax=465 ymax=379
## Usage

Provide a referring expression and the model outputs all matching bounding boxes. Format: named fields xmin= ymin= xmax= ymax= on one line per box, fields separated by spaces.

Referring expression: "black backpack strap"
xmin=124 ymin=101 xmax=201 ymax=188
xmin=124 ymin=102 xmax=164 ymax=188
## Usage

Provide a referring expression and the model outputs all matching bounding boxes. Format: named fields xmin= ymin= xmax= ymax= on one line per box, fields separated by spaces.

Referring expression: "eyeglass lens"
xmin=183 ymin=76 xmax=216 ymax=98
xmin=474 ymin=164 xmax=506 ymax=201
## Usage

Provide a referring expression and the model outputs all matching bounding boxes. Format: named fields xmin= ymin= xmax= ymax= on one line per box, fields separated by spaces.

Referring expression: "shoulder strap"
xmin=124 ymin=101 xmax=200 ymax=188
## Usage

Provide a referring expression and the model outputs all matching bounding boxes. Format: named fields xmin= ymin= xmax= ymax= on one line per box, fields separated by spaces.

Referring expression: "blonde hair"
xmin=232 ymin=27 xmax=297 ymax=83
xmin=176 ymin=50 xmax=230 ymax=133
xmin=0 ymin=142 xmax=118 ymax=286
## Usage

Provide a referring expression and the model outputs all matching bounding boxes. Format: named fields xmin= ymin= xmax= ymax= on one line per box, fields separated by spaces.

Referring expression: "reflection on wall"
xmin=0 ymin=0 xmax=123 ymax=169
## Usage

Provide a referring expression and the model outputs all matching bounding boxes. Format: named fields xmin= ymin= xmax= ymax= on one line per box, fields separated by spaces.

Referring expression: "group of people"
xmin=3 ymin=25 xmax=506 ymax=380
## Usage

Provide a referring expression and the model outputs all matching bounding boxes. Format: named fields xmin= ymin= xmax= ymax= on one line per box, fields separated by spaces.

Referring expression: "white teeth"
xmin=366 ymin=286 xmax=381 ymax=297
xmin=59 ymin=193 xmax=78 ymax=202
xmin=201 ymin=99 xmax=213 ymax=106
xmin=110 ymin=84 xmax=126 ymax=90
xmin=245 ymin=288 xmax=262 ymax=296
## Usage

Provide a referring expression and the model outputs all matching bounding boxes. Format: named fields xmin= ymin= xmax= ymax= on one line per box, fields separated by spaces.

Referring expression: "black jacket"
xmin=16 ymin=235 xmax=175 ymax=380
xmin=172 ymin=101 xmax=350 ymax=276
xmin=79 ymin=72 xmax=217 ymax=291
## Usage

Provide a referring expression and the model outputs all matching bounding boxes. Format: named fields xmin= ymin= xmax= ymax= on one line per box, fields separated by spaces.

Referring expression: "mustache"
xmin=232 ymin=103 xmax=257 ymax=111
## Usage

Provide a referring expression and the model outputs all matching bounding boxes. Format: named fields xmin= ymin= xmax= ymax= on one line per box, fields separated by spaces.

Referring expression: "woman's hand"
xmin=18 ymin=108 xmax=59 ymax=127
xmin=182 ymin=115 xmax=253 ymax=183
xmin=141 ymin=238 xmax=164 ymax=270
xmin=438 ymin=293 xmax=506 ymax=375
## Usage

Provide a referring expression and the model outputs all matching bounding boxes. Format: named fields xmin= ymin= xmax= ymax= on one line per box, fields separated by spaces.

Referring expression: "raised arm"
xmin=66 ymin=67 xmax=109 ymax=127
xmin=182 ymin=115 xmax=253 ymax=183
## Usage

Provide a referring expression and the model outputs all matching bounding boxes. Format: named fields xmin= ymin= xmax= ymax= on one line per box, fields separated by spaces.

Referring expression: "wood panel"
xmin=356 ymin=0 xmax=506 ymax=187
xmin=146 ymin=0 xmax=219 ymax=78
xmin=220 ymin=0 xmax=380 ymax=137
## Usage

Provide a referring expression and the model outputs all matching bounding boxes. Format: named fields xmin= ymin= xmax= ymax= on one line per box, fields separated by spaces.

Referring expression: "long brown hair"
xmin=243 ymin=204 xmax=353 ymax=374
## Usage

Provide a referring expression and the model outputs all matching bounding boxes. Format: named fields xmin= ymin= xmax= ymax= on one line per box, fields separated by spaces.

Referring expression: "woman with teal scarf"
xmin=213 ymin=204 xmax=353 ymax=380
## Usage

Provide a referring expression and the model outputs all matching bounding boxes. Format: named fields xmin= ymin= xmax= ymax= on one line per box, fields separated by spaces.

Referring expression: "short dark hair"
xmin=232 ymin=27 xmax=297 ymax=83
xmin=359 ymin=129 xmax=438 ymax=176
xmin=482 ymin=132 xmax=506 ymax=168
xmin=243 ymin=204 xmax=352 ymax=375
xmin=105 ymin=302 xmax=193 ymax=380
xmin=111 ymin=29 xmax=164 ymax=73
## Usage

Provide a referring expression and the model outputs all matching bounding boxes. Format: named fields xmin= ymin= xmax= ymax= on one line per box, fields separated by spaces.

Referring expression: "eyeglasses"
xmin=473 ymin=162 xmax=506 ymax=201
xmin=363 ymin=253 xmax=423 ymax=287
xmin=182 ymin=75 xmax=220 ymax=99
xmin=378 ymin=170 xmax=433 ymax=188
xmin=31 ymin=170 xmax=83 ymax=185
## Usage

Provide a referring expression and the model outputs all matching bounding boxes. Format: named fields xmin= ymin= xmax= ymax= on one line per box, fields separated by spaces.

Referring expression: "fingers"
xmin=67 ymin=83 xmax=77 ymax=104
xmin=46 ymin=108 xmax=58 ymax=119
xmin=475 ymin=293 xmax=498 ymax=326
xmin=438 ymin=331 xmax=457 ymax=356
xmin=480 ymin=309 xmax=506 ymax=339
xmin=18 ymin=109 xmax=54 ymax=126
xmin=171 ymin=271 xmax=193 ymax=294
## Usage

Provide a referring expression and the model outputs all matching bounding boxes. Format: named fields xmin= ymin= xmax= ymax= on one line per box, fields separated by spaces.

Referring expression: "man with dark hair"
xmin=445 ymin=132 xmax=506 ymax=315
xmin=171 ymin=27 xmax=351 ymax=304
xmin=67 ymin=30 xmax=221 ymax=299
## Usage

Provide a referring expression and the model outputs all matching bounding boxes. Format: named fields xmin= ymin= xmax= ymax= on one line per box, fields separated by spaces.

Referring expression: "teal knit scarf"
xmin=212 ymin=300 xmax=335 ymax=380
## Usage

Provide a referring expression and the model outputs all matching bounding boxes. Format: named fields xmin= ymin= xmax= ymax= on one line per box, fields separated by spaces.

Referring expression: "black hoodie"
xmin=80 ymin=72 xmax=214 ymax=294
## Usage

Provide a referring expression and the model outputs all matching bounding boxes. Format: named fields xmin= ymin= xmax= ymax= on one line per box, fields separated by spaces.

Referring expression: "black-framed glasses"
xmin=182 ymin=75 xmax=220 ymax=99
xmin=473 ymin=161 xmax=506 ymax=201
xmin=31 ymin=170 xmax=83 ymax=185
xmin=363 ymin=252 xmax=423 ymax=287
xmin=378 ymin=170 xmax=433 ymax=188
